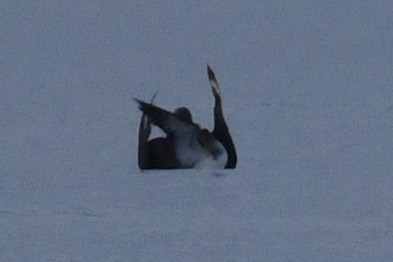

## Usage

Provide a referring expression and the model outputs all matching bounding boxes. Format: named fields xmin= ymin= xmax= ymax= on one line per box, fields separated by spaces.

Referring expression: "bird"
xmin=135 ymin=99 xmax=228 ymax=169
xmin=136 ymin=65 xmax=237 ymax=169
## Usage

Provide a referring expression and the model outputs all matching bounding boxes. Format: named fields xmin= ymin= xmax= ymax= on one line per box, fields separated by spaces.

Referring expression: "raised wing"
xmin=207 ymin=65 xmax=237 ymax=169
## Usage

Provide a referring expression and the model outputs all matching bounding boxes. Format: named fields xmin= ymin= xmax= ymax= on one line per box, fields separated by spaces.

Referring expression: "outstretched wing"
xmin=134 ymin=99 xmax=190 ymax=136
xmin=207 ymin=65 xmax=237 ymax=169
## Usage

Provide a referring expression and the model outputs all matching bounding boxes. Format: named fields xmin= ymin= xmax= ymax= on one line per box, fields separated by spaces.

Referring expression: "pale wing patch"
xmin=209 ymin=78 xmax=221 ymax=97
xmin=142 ymin=115 xmax=149 ymax=130
xmin=207 ymin=65 xmax=221 ymax=97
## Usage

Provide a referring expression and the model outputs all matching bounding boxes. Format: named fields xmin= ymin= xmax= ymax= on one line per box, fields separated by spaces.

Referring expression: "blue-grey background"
xmin=1 ymin=1 xmax=393 ymax=261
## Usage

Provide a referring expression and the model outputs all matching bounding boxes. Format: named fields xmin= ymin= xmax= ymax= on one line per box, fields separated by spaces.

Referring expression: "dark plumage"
xmin=136 ymin=66 xmax=236 ymax=169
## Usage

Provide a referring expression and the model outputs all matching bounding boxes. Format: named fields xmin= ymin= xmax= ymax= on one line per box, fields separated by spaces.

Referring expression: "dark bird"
xmin=135 ymin=99 xmax=227 ymax=168
xmin=136 ymin=66 xmax=237 ymax=169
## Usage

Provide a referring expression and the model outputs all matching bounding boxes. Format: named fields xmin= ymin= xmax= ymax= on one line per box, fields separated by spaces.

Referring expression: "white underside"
xmin=193 ymin=148 xmax=227 ymax=169
xmin=174 ymin=127 xmax=227 ymax=169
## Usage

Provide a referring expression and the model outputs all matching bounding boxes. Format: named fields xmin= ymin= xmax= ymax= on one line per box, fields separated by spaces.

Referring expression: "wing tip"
xmin=134 ymin=98 xmax=151 ymax=113
xmin=207 ymin=64 xmax=216 ymax=81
